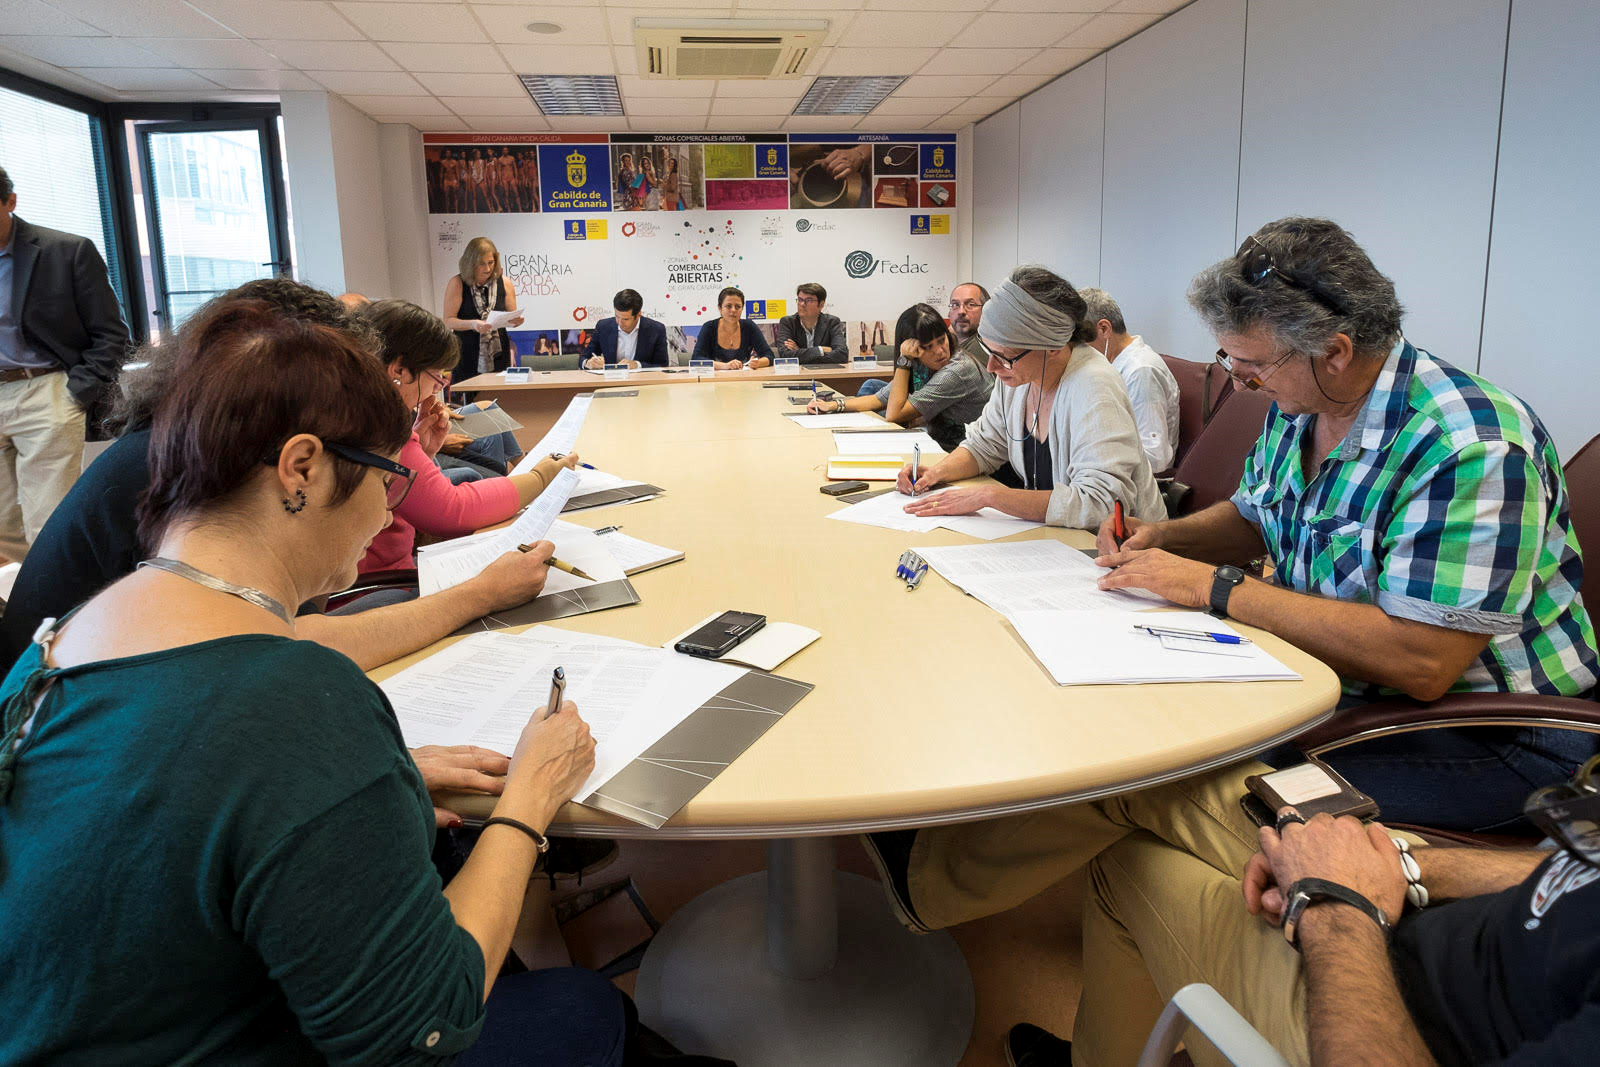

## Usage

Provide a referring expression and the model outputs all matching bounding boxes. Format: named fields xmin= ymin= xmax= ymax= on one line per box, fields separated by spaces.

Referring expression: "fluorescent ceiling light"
xmin=792 ymin=76 xmax=906 ymax=116
xmin=519 ymin=74 xmax=624 ymax=116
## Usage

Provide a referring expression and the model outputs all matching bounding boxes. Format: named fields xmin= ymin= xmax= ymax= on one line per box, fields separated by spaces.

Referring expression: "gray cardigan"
xmin=774 ymin=312 xmax=847 ymax=365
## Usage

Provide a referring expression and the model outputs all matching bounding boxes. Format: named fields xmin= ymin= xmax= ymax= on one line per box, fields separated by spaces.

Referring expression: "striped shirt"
xmin=1231 ymin=339 xmax=1596 ymax=699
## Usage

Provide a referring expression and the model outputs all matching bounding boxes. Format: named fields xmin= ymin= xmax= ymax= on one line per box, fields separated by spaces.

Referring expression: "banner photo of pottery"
xmin=788 ymin=143 xmax=871 ymax=209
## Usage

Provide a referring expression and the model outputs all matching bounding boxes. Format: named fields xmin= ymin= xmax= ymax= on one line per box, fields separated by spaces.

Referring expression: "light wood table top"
xmin=452 ymin=364 xmax=883 ymax=392
xmin=371 ymin=381 xmax=1340 ymax=838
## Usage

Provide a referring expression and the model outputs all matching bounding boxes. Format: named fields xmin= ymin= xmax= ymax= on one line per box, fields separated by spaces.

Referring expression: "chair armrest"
xmin=1300 ymin=692 xmax=1600 ymax=757
xmin=1136 ymin=983 xmax=1290 ymax=1067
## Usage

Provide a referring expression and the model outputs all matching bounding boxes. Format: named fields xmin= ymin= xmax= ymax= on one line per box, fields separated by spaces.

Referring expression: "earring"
xmin=282 ymin=489 xmax=308 ymax=514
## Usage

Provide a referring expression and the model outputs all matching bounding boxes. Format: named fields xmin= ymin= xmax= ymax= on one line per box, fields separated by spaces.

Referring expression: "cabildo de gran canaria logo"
xmin=844 ymin=250 xmax=930 ymax=279
xmin=566 ymin=149 xmax=586 ymax=188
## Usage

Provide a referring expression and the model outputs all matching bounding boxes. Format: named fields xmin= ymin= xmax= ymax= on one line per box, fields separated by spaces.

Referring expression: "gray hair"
xmin=1077 ymin=288 xmax=1126 ymax=334
xmin=1008 ymin=265 xmax=1095 ymax=345
xmin=1187 ymin=217 xmax=1403 ymax=359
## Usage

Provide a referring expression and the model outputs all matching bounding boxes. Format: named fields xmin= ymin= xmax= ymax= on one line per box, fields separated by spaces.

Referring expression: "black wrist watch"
xmin=1209 ymin=565 xmax=1246 ymax=618
xmin=895 ymin=355 xmax=914 ymax=370
xmin=1282 ymin=877 xmax=1392 ymax=950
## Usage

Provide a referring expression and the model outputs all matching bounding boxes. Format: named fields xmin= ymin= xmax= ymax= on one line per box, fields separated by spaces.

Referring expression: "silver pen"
xmin=911 ymin=443 xmax=921 ymax=495
xmin=545 ymin=666 xmax=566 ymax=719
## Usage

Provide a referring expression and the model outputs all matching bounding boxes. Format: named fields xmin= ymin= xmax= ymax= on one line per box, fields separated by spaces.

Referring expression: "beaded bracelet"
xmin=1391 ymin=836 xmax=1429 ymax=909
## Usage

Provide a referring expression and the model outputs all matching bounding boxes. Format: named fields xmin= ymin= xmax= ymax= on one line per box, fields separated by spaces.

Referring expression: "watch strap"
xmin=1283 ymin=876 xmax=1391 ymax=950
xmin=1209 ymin=567 xmax=1243 ymax=619
xmin=483 ymin=815 xmax=551 ymax=854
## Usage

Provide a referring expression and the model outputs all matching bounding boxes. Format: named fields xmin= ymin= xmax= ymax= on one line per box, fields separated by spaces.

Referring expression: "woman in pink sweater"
xmin=357 ymin=300 xmax=577 ymax=575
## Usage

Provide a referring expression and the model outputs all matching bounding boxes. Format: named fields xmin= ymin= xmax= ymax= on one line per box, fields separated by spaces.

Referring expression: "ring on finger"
xmin=1275 ymin=810 xmax=1307 ymax=832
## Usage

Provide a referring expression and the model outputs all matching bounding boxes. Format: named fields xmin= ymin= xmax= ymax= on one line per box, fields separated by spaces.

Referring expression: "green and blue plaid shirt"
xmin=1232 ymin=339 xmax=1597 ymax=699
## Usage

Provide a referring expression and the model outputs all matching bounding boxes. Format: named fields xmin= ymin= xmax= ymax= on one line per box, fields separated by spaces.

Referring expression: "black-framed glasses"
xmin=1235 ymin=235 xmax=1350 ymax=316
xmin=1525 ymin=754 xmax=1600 ymax=867
xmin=1213 ymin=347 xmax=1297 ymax=391
xmin=324 ymin=443 xmax=417 ymax=511
xmin=989 ymin=347 xmax=1034 ymax=370
xmin=948 ymin=298 xmax=983 ymax=312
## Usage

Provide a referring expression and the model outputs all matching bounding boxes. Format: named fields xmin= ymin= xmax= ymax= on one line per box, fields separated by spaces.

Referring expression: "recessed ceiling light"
xmin=792 ymin=75 xmax=906 ymax=116
xmin=518 ymin=74 xmax=624 ymax=116
xmin=525 ymin=22 xmax=563 ymax=34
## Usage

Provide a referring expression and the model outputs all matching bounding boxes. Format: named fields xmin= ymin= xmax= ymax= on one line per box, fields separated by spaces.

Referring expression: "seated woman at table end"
xmin=690 ymin=286 xmax=773 ymax=370
xmin=897 ymin=265 xmax=1166 ymax=529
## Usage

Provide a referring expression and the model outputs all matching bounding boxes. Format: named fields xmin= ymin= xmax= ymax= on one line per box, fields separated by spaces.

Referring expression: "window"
xmin=0 ymin=82 xmax=124 ymax=307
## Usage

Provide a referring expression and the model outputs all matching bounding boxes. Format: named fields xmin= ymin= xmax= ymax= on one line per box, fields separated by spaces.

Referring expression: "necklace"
xmin=137 ymin=557 xmax=294 ymax=626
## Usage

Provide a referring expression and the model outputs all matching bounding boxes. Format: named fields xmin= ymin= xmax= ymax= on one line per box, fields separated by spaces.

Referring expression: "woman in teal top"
xmin=0 ymin=299 xmax=634 ymax=1065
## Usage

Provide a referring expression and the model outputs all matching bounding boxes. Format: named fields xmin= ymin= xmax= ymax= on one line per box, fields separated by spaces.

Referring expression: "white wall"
xmin=1017 ymin=55 xmax=1105 ymax=289
xmin=325 ymin=93 xmax=390 ymax=299
xmin=972 ymin=0 xmax=1599 ymax=458
xmin=378 ymin=123 xmax=435 ymax=312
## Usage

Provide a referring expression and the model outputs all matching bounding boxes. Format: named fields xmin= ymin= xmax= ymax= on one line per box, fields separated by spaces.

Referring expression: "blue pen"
xmin=1134 ymin=624 xmax=1251 ymax=645
xmin=549 ymin=452 xmax=597 ymax=470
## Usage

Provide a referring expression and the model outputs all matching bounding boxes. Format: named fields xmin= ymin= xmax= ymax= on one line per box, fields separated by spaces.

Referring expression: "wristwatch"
xmin=895 ymin=354 xmax=914 ymax=370
xmin=1282 ymin=877 xmax=1392 ymax=950
xmin=1209 ymin=565 xmax=1246 ymax=618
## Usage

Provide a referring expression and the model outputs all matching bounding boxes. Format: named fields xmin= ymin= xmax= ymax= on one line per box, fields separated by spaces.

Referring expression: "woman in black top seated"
xmin=690 ymin=286 xmax=773 ymax=370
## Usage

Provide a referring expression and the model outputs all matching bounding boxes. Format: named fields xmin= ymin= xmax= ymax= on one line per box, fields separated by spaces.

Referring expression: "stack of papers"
xmin=832 ymin=429 xmax=943 ymax=456
xmin=592 ymin=528 xmax=684 ymax=575
xmin=416 ymin=467 xmax=581 ymax=594
xmin=826 ymin=490 xmax=1045 ymax=540
xmin=826 ymin=455 xmax=909 ymax=481
xmin=1008 ymin=610 xmax=1302 ymax=685
xmin=785 ymin=412 xmax=885 ymax=429
xmin=916 ymin=539 xmax=1163 ymax=614
xmin=511 ymin=395 xmax=592 ymax=474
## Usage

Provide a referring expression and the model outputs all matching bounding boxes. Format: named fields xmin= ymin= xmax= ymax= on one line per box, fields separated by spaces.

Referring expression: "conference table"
xmin=371 ymin=380 xmax=1341 ymax=1065
xmin=452 ymin=362 xmax=886 ymax=450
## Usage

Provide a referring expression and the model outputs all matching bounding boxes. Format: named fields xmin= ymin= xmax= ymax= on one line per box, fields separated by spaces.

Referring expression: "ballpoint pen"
xmin=545 ymin=666 xmax=566 ymax=719
xmin=1112 ymin=500 xmax=1127 ymax=548
xmin=516 ymin=544 xmax=595 ymax=581
xmin=549 ymin=452 xmax=597 ymax=470
xmin=1133 ymin=624 xmax=1250 ymax=645
xmin=911 ymin=443 xmax=921 ymax=495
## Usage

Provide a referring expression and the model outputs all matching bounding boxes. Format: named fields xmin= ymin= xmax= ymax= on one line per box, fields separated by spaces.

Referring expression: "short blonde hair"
xmin=458 ymin=237 xmax=500 ymax=285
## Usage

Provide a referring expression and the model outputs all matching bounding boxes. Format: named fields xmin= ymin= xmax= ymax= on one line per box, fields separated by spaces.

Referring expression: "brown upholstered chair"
xmin=1162 ymin=388 xmax=1275 ymax=516
xmin=1159 ymin=354 xmax=1234 ymax=466
xmin=1563 ymin=434 xmax=1599 ymax=582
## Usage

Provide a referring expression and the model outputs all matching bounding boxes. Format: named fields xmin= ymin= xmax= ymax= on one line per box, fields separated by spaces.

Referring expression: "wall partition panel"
xmin=972 ymin=101 xmax=1021 ymax=292
xmin=1017 ymin=56 xmax=1106 ymax=291
xmin=1478 ymin=0 xmax=1600 ymax=461
xmin=1236 ymin=0 xmax=1508 ymax=368
xmin=1100 ymin=0 xmax=1246 ymax=362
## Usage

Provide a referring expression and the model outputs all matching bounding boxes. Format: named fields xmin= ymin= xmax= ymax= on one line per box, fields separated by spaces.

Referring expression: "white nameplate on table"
xmin=1008 ymin=610 xmax=1301 ymax=685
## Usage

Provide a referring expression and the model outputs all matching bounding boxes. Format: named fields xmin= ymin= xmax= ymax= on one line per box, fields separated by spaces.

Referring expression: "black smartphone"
xmin=675 ymin=611 xmax=767 ymax=658
xmin=821 ymin=480 xmax=869 ymax=496
xmin=788 ymin=396 xmax=813 ymax=405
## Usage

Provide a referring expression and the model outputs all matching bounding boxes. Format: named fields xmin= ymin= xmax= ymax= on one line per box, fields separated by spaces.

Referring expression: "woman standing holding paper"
xmin=444 ymin=236 xmax=523 ymax=376
xmin=898 ymin=266 xmax=1165 ymax=529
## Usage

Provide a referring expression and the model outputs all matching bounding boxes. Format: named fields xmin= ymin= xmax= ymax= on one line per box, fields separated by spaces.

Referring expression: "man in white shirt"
xmin=1080 ymin=288 xmax=1180 ymax=474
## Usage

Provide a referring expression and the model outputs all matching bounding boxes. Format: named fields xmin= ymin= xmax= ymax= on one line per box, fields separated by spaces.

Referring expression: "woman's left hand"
xmin=410 ymin=744 xmax=511 ymax=828
xmin=508 ymin=314 xmax=525 ymax=328
xmin=440 ymin=433 xmax=473 ymax=455
xmin=904 ymin=487 xmax=988 ymax=516
xmin=899 ymin=338 xmax=921 ymax=363
xmin=415 ymin=393 xmax=451 ymax=457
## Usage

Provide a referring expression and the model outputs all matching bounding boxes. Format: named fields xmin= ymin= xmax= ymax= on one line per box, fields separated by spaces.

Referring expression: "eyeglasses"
xmin=1525 ymin=754 xmax=1600 ymax=867
xmin=989 ymin=348 xmax=1033 ymax=370
xmin=423 ymin=369 xmax=450 ymax=393
xmin=795 ymin=295 xmax=820 ymax=306
xmin=948 ymin=299 xmax=983 ymax=312
xmin=1213 ymin=347 xmax=1296 ymax=391
xmin=1235 ymin=235 xmax=1349 ymax=316
xmin=324 ymin=443 xmax=417 ymax=512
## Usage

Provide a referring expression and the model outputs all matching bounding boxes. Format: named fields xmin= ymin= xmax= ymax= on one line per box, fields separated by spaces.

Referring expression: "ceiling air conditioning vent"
xmin=633 ymin=18 xmax=827 ymax=80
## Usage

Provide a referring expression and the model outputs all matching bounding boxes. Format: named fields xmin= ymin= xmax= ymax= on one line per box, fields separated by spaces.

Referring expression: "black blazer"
xmin=774 ymin=312 xmax=847 ymax=366
xmin=584 ymin=315 xmax=669 ymax=367
xmin=8 ymin=217 xmax=129 ymax=409
xmin=690 ymin=318 xmax=773 ymax=364
xmin=451 ymin=277 xmax=511 ymax=375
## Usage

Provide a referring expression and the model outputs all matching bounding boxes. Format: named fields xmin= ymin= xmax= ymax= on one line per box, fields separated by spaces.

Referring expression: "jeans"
xmin=856 ymin=377 xmax=889 ymax=398
xmin=440 ymin=460 xmax=485 ymax=485
xmin=457 ymin=968 xmax=628 ymax=1067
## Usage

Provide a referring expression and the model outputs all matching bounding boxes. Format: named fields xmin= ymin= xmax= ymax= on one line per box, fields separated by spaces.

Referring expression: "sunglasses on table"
xmin=1235 ymin=235 xmax=1350 ymax=316
xmin=1524 ymin=753 xmax=1600 ymax=867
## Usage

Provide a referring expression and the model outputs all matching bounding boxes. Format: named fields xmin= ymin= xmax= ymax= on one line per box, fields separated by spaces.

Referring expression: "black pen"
xmin=545 ymin=666 xmax=566 ymax=719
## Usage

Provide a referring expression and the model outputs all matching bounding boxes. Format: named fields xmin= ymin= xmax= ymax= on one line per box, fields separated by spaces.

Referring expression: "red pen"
xmin=1112 ymin=500 xmax=1127 ymax=548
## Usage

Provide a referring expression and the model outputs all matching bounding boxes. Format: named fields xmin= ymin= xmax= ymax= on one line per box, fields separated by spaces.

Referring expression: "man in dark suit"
xmin=582 ymin=288 xmax=668 ymax=369
xmin=0 ymin=164 xmax=129 ymax=561
xmin=775 ymin=281 xmax=847 ymax=365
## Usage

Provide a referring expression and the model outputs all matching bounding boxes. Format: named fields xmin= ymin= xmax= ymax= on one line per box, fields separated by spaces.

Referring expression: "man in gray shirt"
xmin=774 ymin=282 xmax=847 ymax=365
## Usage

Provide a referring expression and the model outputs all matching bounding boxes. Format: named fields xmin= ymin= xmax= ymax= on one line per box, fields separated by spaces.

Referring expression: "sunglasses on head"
xmin=1235 ymin=235 xmax=1350 ymax=317
xmin=1525 ymin=753 xmax=1600 ymax=867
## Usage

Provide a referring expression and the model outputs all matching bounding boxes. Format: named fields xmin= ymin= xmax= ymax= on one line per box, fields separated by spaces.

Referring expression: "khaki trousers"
xmin=0 ymin=372 xmax=85 ymax=562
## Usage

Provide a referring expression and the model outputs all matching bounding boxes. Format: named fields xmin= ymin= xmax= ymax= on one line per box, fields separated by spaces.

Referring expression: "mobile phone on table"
xmin=821 ymin=480 xmax=870 ymax=496
xmin=1240 ymin=759 xmax=1379 ymax=828
xmin=788 ymin=396 xmax=813 ymax=405
xmin=675 ymin=611 xmax=767 ymax=658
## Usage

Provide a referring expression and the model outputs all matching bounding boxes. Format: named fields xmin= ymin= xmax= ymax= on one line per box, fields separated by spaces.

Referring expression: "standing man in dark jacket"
xmin=775 ymin=282 xmax=848 ymax=365
xmin=0 ymin=164 xmax=128 ymax=561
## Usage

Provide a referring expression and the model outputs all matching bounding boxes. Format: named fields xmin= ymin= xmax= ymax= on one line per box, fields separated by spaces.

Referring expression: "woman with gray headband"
xmin=898 ymin=266 xmax=1165 ymax=529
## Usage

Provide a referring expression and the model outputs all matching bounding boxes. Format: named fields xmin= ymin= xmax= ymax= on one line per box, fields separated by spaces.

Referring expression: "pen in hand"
xmin=545 ymin=666 xmax=566 ymax=719
xmin=911 ymin=443 xmax=921 ymax=496
xmin=515 ymin=542 xmax=594 ymax=582
xmin=549 ymin=452 xmax=597 ymax=470
xmin=1112 ymin=500 xmax=1127 ymax=549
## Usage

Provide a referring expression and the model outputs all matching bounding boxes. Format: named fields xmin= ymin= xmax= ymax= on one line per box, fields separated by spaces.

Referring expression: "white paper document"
xmin=831 ymin=429 xmax=943 ymax=456
xmin=916 ymin=539 xmax=1169 ymax=614
xmin=1008 ymin=610 xmax=1301 ymax=685
xmin=573 ymin=467 xmax=648 ymax=494
xmin=379 ymin=627 xmax=746 ymax=804
xmin=667 ymin=615 xmax=821 ymax=672
xmin=826 ymin=491 xmax=1044 ymax=540
xmin=933 ymin=509 xmax=1045 ymax=541
xmin=593 ymin=529 xmax=684 ymax=575
xmin=484 ymin=309 xmax=522 ymax=330
xmin=512 ymin=395 xmax=593 ymax=474
xmin=785 ymin=412 xmax=885 ymax=429
xmin=416 ymin=467 xmax=582 ymax=594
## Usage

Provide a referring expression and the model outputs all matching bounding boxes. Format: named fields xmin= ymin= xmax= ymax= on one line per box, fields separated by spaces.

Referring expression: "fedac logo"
xmin=566 ymin=149 xmax=587 ymax=188
xmin=844 ymin=250 xmax=929 ymax=279
xmin=795 ymin=218 xmax=812 ymax=233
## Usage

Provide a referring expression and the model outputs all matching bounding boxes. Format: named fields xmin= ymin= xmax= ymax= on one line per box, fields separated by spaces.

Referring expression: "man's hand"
xmin=1095 ymin=512 xmax=1162 ymax=555
xmin=821 ymin=145 xmax=870 ymax=179
xmin=904 ymin=487 xmax=988 ymax=517
xmin=783 ymin=338 xmax=800 ymax=351
xmin=584 ymin=355 xmax=605 ymax=370
xmin=1094 ymin=547 xmax=1214 ymax=607
xmin=410 ymin=744 xmax=511 ymax=827
xmin=1247 ymin=811 xmax=1409 ymax=928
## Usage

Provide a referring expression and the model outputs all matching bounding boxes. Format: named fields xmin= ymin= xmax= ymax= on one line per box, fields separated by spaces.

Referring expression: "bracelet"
xmin=1282 ymin=876 xmax=1391 ymax=951
xmin=1391 ymin=836 xmax=1429 ymax=910
xmin=483 ymin=815 xmax=551 ymax=854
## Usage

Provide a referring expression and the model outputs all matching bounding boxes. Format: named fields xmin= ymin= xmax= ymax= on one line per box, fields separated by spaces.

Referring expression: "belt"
xmin=0 ymin=367 xmax=61 ymax=385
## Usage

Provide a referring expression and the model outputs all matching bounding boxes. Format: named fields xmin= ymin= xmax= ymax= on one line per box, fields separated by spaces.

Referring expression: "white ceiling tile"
xmin=854 ymin=114 xmax=932 ymax=130
xmin=308 ymin=70 xmax=425 ymax=94
xmin=863 ymin=0 xmax=986 ymax=9
xmin=979 ymin=72 xmax=1057 ymax=98
xmin=334 ymin=3 xmax=487 ymax=42
xmin=617 ymin=75 xmax=714 ymax=98
xmin=1013 ymin=47 xmax=1101 ymax=75
xmin=628 ymin=118 xmax=710 ymax=132
xmin=895 ymin=74 xmax=997 ymax=96
xmin=189 ymin=1 xmax=364 ymax=41
xmin=43 ymin=0 xmax=239 ymax=38
xmin=0 ymin=44 xmax=117 ymax=97
xmin=988 ymin=0 xmax=1117 ymax=10
xmin=1058 ymin=11 xmax=1162 ymax=48
xmin=624 ymin=96 xmax=711 ymax=117
xmin=413 ymin=71 xmax=526 ymax=96
xmin=605 ymin=8 xmax=721 ymax=44
xmin=944 ymin=97 xmax=1004 ymax=117
xmin=543 ymin=116 xmax=632 ymax=131
xmin=137 ymin=38 xmax=288 ymax=69
xmin=737 ymin=0 xmax=859 ymax=9
xmin=709 ymin=96 xmax=797 ymax=116
xmin=379 ymin=42 xmax=509 ymax=71
xmin=612 ymin=45 xmax=643 ymax=74
xmin=1110 ymin=0 xmax=1184 ymax=11
xmin=462 ymin=116 xmax=552 ymax=132
xmin=781 ymin=115 xmax=856 ymax=131
xmin=500 ymin=43 xmax=616 ymax=70
xmin=0 ymin=0 xmax=112 ymax=36
xmin=196 ymin=68 xmax=322 ymax=91
xmin=378 ymin=115 xmax=471 ymax=130
xmin=873 ymin=94 xmax=962 ymax=114
xmin=713 ymin=77 xmax=811 ymax=97
xmin=260 ymin=40 xmax=399 ymax=70
xmin=957 ymin=11 xmax=1092 ymax=49
xmin=438 ymin=95 xmax=537 ymax=114
xmin=340 ymin=93 xmax=451 ymax=114
xmin=924 ymin=115 xmax=974 ymax=131
xmin=476 ymin=5 xmax=610 ymax=45
xmin=933 ymin=47 xmax=1042 ymax=74
xmin=840 ymin=11 xmax=972 ymax=49
xmin=0 ymin=35 xmax=170 ymax=66
xmin=819 ymin=47 xmax=934 ymax=76
xmin=131 ymin=89 xmax=279 ymax=102
xmin=66 ymin=67 xmax=221 ymax=90
xmin=471 ymin=0 xmax=601 ymax=4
